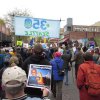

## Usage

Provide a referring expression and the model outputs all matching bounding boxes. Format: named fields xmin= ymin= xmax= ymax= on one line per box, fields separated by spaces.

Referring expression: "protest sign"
xmin=17 ymin=40 xmax=23 ymax=46
xmin=23 ymin=43 xmax=29 ymax=48
xmin=27 ymin=64 xmax=52 ymax=89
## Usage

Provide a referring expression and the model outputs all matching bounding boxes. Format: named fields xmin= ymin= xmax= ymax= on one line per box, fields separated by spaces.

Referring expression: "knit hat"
xmin=54 ymin=52 xmax=62 ymax=57
xmin=2 ymin=66 xmax=27 ymax=86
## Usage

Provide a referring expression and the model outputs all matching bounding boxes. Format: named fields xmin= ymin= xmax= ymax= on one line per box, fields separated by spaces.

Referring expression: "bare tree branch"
xmin=4 ymin=8 xmax=32 ymax=32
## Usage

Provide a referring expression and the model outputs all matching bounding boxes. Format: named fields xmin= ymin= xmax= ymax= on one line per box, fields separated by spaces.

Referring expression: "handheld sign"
xmin=27 ymin=64 xmax=52 ymax=90
xmin=17 ymin=40 xmax=23 ymax=46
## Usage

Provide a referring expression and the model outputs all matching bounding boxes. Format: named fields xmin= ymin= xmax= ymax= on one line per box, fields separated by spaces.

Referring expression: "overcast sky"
xmin=0 ymin=0 xmax=100 ymax=27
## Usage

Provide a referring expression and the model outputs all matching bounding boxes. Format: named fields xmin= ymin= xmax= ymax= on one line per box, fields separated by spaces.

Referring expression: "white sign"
xmin=23 ymin=43 xmax=29 ymax=48
xmin=14 ymin=16 xmax=60 ymax=38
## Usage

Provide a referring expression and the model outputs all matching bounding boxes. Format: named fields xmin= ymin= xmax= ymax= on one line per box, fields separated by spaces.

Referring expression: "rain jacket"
xmin=50 ymin=57 xmax=64 ymax=81
xmin=22 ymin=54 xmax=50 ymax=98
xmin=77 ymin=61 xmax=100 ymax=100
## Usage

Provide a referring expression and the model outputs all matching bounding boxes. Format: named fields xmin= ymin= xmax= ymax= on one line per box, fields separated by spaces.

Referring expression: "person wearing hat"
xmin=71 ymin=47 xmax=84 ymax=79
xmin=2 ymin=66 xmax=50 ymax=100
xmin=77 ymin=52 xmax=100 ymax=100
xmin=22 ymin=43 xmax=50 ymax=98
xmin=50 ymin=52 xmax=64 ymax=100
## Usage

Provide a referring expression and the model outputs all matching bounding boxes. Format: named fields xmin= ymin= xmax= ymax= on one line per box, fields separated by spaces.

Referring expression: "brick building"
xmin=63 ymin=18 xmax=100 ymax=40
xmin=64 ymin=25 xmax=100 ymax=40
xmin=0 ymin=24 xmax=11 ymax=47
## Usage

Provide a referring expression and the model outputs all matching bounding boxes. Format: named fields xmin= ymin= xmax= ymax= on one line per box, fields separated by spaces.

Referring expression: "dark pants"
xmin=52 ymin=80 xmax=63 ymax=100
xmin=75 ymin=64 xmax=81 ymax=79
xmin=65 ymin=68 xmax=68 ymax=84
xmin=0 ymin=89 xmax=5 ymax=99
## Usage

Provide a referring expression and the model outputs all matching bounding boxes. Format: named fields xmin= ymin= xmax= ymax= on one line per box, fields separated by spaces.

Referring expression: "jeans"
xmin=65 ymin=68 xmax=68 ymax=84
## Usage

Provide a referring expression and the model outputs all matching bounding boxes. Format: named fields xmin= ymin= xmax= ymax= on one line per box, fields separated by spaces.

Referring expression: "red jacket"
xmin=77 ymin=61 xmax=100 ymax=100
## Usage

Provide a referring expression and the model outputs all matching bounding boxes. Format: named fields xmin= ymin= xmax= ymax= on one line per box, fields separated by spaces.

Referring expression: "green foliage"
xmin=4 ymin=8 xmax=32 ymax=32
xmin=0 ymin=18 xmax=5 ymax=25
xmin=36 ymin=36 xmax=43 ymax=43
xmin=94 ymin=37 xmax=100 ymax=46
xmin=4 ymin=8 xmax=32 ymax=45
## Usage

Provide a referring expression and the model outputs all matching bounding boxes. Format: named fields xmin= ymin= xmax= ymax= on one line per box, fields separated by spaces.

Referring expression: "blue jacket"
xmin=50 ymin=57 xmax=64 ymax=81
xmin=0 ymin=54 xmax=5 ymax=68
xmin=2 ymin=95 xmax=50 ymax=100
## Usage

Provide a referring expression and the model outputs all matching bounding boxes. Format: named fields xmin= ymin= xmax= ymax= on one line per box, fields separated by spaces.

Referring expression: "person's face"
xmin=31 ymin=69 xmax=37 ymax=76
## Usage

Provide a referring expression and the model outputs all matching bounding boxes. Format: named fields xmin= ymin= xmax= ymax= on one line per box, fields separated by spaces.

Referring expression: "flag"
xmin=29 ymin=38 xmax=34 ymax=46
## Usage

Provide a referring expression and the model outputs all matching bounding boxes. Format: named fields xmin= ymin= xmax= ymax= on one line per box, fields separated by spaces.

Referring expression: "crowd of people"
xmin=0 ymin=42 xmax=100 ymax=100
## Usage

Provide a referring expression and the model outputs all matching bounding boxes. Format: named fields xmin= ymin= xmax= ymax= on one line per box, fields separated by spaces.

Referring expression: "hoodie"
xmin=22 ymin=54 xmax=50 ymax=75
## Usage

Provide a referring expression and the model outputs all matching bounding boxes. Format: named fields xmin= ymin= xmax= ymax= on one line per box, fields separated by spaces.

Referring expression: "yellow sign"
xmin=44 ymin=38 xmax=46 ymax=43
xmin=17 ymin=41 xmax=23 ymax=46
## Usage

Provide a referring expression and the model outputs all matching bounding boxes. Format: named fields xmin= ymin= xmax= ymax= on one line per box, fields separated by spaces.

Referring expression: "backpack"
xmin=66 ymin=50 xmax=70 ymax=54
xmin=86 ymin=64 xmax=100 ymax=96
xmin=56 ymin=62 xmax=65 ymax=76
xmin=93 ymin=54 xmax=99 ymax=63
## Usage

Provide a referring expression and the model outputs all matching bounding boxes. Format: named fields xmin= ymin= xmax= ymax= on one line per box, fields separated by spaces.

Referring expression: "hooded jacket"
xmin=61 ymin=54 xmax=71 ymax=69
xmin=77 ymin=61 xmax=100 ymax=100
xmin=50 ymin=57 xmax=64 ymax=81
xmin=22 ymin=54 xmax=50 ymax=75
xmin=22 ymin=53 xmax=50 ymax=98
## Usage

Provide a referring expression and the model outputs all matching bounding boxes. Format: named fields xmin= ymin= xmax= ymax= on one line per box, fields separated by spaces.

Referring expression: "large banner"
xmin=14 ymin=16 xmax=60 ymax=38
xmin=27 ymin=64 xmax=52 ymax=89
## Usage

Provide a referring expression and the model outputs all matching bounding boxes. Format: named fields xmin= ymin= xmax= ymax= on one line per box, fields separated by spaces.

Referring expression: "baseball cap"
xmin=2 ymin=66 xmax=27 ymax=86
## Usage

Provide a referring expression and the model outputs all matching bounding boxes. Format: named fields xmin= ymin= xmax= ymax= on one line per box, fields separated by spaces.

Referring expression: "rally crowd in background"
xmin=0 ymin=41 xmax=100 ymax=100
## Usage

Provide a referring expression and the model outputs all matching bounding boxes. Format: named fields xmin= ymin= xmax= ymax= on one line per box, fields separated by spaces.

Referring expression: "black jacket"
xmin=22 ymin=54 xmax=50 ymax=98
xmin=61 ymin=54 xmax=71 ymax=69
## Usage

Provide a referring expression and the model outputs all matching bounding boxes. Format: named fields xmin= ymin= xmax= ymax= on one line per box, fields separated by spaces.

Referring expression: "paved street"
xmin=51 ymin=66 xmax=80 ymax=100
xmin=62 ymin=66 xmax=79 ymax=100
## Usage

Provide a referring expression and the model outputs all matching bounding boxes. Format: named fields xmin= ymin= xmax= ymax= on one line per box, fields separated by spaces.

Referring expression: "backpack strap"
xmin=55 ymin=61 xmax=64 ymax=71
xmin=96 ymin=55 xmax=99 ymax=62
xmin=55 ymin=62 xmax=60 ymax=71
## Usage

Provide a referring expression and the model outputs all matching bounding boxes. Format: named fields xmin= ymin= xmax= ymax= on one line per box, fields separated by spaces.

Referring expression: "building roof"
xmin=92 ymin=21 xmax=100 ymax=26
